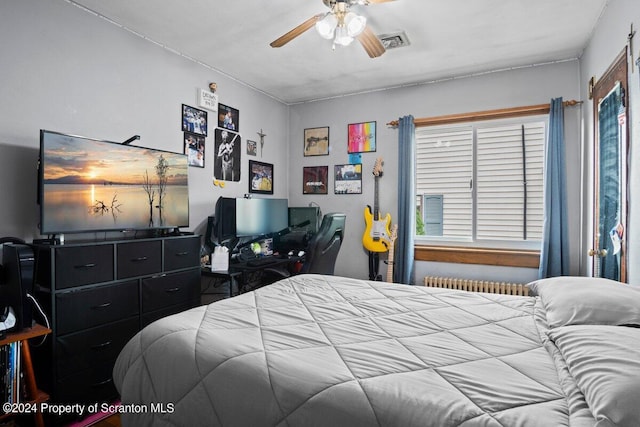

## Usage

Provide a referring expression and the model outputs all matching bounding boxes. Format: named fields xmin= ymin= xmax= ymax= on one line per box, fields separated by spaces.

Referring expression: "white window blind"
xmin=476 ymin=122 xmax=545 ymax=241
xmin=416 ymin=126 xmax=473 ymax=239
xmin=415 ymin=118 xmax=546 ymax=246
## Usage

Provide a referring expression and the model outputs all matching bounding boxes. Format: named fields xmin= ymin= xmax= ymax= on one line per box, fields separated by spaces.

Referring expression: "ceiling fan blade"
xmin=363 ymin=0 xmax=396 ymax=4
xmin=270 ymin=14 xmax=323 ymax=48
xmin=357 ymin=25 xmax=386 ymax=58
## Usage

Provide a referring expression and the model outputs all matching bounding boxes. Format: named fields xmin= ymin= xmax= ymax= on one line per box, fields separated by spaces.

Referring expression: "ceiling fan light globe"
xmin=344 ymin=12 xmax=366 ymax=37
xmin=333 ymin=25 xmax=354 ymax=46
xmin=315 ymin=14 xmax=338 ymax=39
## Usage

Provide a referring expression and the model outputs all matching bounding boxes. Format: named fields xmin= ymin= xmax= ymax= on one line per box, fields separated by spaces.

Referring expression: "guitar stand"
xmin=368 ymin=251 xmax=382 ymax=281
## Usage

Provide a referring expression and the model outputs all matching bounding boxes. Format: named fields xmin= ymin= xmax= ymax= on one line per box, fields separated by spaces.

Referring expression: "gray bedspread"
xmin=113 ymin=274 xmax=597 ymax=426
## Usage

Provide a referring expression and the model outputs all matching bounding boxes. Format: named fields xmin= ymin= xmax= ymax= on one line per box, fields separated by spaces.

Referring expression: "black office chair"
xmin=300 ymin=212 xmax=346 ymax=275
xmin=262 ymin=213 xmax=346 ymax=284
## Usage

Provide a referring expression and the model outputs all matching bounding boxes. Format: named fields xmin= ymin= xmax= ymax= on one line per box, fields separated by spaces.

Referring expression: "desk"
xmin=201 ymin=256 xmax=302 ymax=298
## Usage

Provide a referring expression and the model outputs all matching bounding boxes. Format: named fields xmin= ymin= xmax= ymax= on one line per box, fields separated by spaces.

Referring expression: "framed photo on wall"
xmin=347 ymin=121 xmax=376 ymax=153
xmin=303 ymin=126 xmax=330 ymax=156
xmin=184 ymin=132 xmax=205 ymax=168
xmin=334 ymin=163 xmax=362 ymax=194
xmin=247 ymin=140 xmax=257 ymax=156
xmin=303 ymin=166 xmax=328 ymax=194
xmin=249 ymin=160 xmax=273 ymax=194
xmin=181 ymin=104 xmax=208 ymax=136
xmin=214 ymin=129 xmax=241 ymax=182
xmin=218 ymin=103 xmax=239 ymax=132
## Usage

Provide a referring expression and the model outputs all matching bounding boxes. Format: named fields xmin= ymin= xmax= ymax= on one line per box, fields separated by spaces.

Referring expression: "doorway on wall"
xmin=590 ymin=47 xmax=629 ymax=282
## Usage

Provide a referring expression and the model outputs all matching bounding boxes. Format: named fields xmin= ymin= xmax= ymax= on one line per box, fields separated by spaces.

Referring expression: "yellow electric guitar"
xmin=386 ymin=224 xmax=398 ymax=283
xmin=363 ymin=157 xmax=392 ymax=252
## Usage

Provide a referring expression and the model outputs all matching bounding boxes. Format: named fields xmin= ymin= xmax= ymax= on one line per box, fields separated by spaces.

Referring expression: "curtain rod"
xmin=387 ymin=99 xmax=582 ymax=128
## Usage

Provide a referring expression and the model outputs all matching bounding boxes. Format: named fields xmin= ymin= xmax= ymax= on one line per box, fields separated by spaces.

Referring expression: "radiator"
xmin=423 ymin=276 xmax=530 ymax=296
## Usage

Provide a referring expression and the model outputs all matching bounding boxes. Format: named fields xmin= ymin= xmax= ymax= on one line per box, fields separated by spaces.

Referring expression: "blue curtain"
xmin=394 ymin=115 xmax=416 ymax=284
xmin=538 ymin=98 xmax=569 ymax=278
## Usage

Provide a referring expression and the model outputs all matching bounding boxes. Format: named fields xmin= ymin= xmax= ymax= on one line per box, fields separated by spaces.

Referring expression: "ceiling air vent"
xmin=378 ymin=31 xmax=410 ymax=50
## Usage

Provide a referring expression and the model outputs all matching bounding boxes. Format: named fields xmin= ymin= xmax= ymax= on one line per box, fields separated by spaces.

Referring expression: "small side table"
xmin=0 ymin=324 xmax=51 ymax=427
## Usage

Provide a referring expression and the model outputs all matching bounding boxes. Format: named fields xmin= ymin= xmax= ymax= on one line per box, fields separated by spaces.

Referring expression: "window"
xmin=415 ymin=117 xmax=546 ymax=248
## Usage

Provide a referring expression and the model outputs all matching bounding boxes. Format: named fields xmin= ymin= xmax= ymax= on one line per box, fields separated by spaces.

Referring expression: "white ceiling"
xmin=70 ymin=0 xmax=608 ymax=105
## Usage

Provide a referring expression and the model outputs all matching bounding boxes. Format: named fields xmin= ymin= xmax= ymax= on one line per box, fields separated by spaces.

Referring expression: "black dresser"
xmin=31 ymin=235 xmax=201 ymax=405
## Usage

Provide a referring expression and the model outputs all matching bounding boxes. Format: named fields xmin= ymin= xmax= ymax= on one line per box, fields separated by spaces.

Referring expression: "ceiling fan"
xmin=270 ymin=0 xmax=395 ymax=58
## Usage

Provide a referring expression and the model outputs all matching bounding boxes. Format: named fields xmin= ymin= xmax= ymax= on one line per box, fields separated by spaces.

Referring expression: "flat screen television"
xmin=235 ymin=198 xmax=288 ymax=237
xmin=38 ymin=130 xmax=189 ymax=235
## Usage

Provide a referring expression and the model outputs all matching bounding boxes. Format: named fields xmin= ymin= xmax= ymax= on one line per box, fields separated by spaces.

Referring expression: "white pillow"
xmin=548 ymin=325 xmax=640 ymax=427
xmin=528 ymin=276 xmax=640 ymax=328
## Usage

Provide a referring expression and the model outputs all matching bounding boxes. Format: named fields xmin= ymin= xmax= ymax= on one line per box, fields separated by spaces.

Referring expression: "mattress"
xmin=113 ymin=274 xmax=640 ymax=426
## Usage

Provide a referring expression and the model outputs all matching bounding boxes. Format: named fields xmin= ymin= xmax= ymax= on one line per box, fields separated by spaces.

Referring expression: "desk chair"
xmin=300 ymin=212 xmax=346 ymax=275
xmin=263 ymin=212 xmax=346 ymax=282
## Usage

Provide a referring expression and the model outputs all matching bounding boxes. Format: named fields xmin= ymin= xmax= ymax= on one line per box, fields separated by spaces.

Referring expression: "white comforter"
xmin=113 ymin=274 xmax=598 ymax=426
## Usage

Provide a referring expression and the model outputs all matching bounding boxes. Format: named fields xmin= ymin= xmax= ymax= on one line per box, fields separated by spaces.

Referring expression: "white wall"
xmin=289 ymin=61 xmax=583 ymax=281
xmin=579 ymin=0 xmax=640 ymax=283
xmin=2 ymin=0 xmax=633 ymax=285
xmin=0 ymin=0 xmax=290 ymax=242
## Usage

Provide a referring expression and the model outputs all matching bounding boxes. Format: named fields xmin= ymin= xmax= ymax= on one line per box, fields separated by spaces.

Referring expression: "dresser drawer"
xmin=56 ymin=281 xmax=139 ymax=334
xmin=54 ymin=245 xmax=114 ymax=289
xmin=55 ymin=362 xmax=117 ymax=404
xmin=164 ymin=237 xmax=200 ymax=271
xmin=142 ymin=269 xmax=200 ymax=313
xmin=55 ymin=316 xmax=139 ymax=378
xmin=117 ymin=240 xmax=162 ymax=279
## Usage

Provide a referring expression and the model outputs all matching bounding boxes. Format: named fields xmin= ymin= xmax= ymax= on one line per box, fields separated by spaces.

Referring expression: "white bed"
xmin=113 ymin=274 xmax=640 ymax=426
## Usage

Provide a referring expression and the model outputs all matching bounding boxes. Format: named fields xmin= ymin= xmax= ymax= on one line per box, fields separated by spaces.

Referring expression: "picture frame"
xmin=334 ymin=163 xmax=362 ymax=194
xmin=249 ymin=160 xmax=273 ymax=194
xmin=303 ymin=166 xmax=329 ymax=195
xmin=246 ymin=139 xmax=257 ymax=156
xmin=197 ymin=88 xmax=218 ymax=112
xmin=303 ymin=126 xmax=330 ymax=156
xmin=217 ymin=103 xmax=239 ymax=132
xmin=214 ymin=129 xmax=241 ymax=182
xmin=347 ymin=121 xmax=376 ymax=153
xmin=181 ymin=104 xmax=208 ymax=136
xmin=183 ymin=132 xmax=205 ymax=168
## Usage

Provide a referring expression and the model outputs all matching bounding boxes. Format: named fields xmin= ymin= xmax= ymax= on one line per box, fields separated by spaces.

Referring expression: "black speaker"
xmin=1 ymin=243 xmax=35 ymax=330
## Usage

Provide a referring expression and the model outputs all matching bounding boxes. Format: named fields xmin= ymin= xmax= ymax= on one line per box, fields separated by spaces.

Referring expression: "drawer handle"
xmin=91 ymin=340 xmax=112 ymax=350
xmin=165 ymin=287 xmax=181 ymax=293
xmin=91 ymin=378 xmax=113 ymax=388
xmin=131 ymin=256 xmax=149 ymax=263
xmin=91 ymin=302 xmax=112 ymax=310
xmin=175 ymin=251 xmax=189 ymax=257
xmin=74 ymin=263 xmax=96 ymax=270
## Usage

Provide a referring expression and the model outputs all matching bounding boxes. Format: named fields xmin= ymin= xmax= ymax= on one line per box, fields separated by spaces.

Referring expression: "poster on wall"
xmin=249 ymin=160 xmax=273 ymax=194
xmin=247 ymin=140 xmax=257 ymax=156
xmin=184 ymin=132 xmax=205 ymax=168
xmin=347 ymin=121 xmax=376 ymax=153
xmin=182 ymin=104 xmax=208 ymax=136
xmin=303 ymin=166 xmax=328 ymax=194
xmin=334 ymin=163 xmax=362 ymax=194
xmin=218 ymin=103 xmax=239 ymax=132
xmin=213 ymin=129 xmax=241 ymax=181
xmin=303 ymin=126 xmax=329 ymax=156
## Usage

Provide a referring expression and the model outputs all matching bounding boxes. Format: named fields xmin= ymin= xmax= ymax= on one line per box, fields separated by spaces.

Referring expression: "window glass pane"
xmin=416 ymin=126 xmax=472 ymax=238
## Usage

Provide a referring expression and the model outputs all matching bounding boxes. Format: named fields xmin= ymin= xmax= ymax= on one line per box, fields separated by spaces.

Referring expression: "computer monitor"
xmin=235 ymin=198 xmax=289 ymax=237
xmin=211 ymin=197 xmax=237 ymax=246
xmin=288 ymin=207 xmax=320 ymax=234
